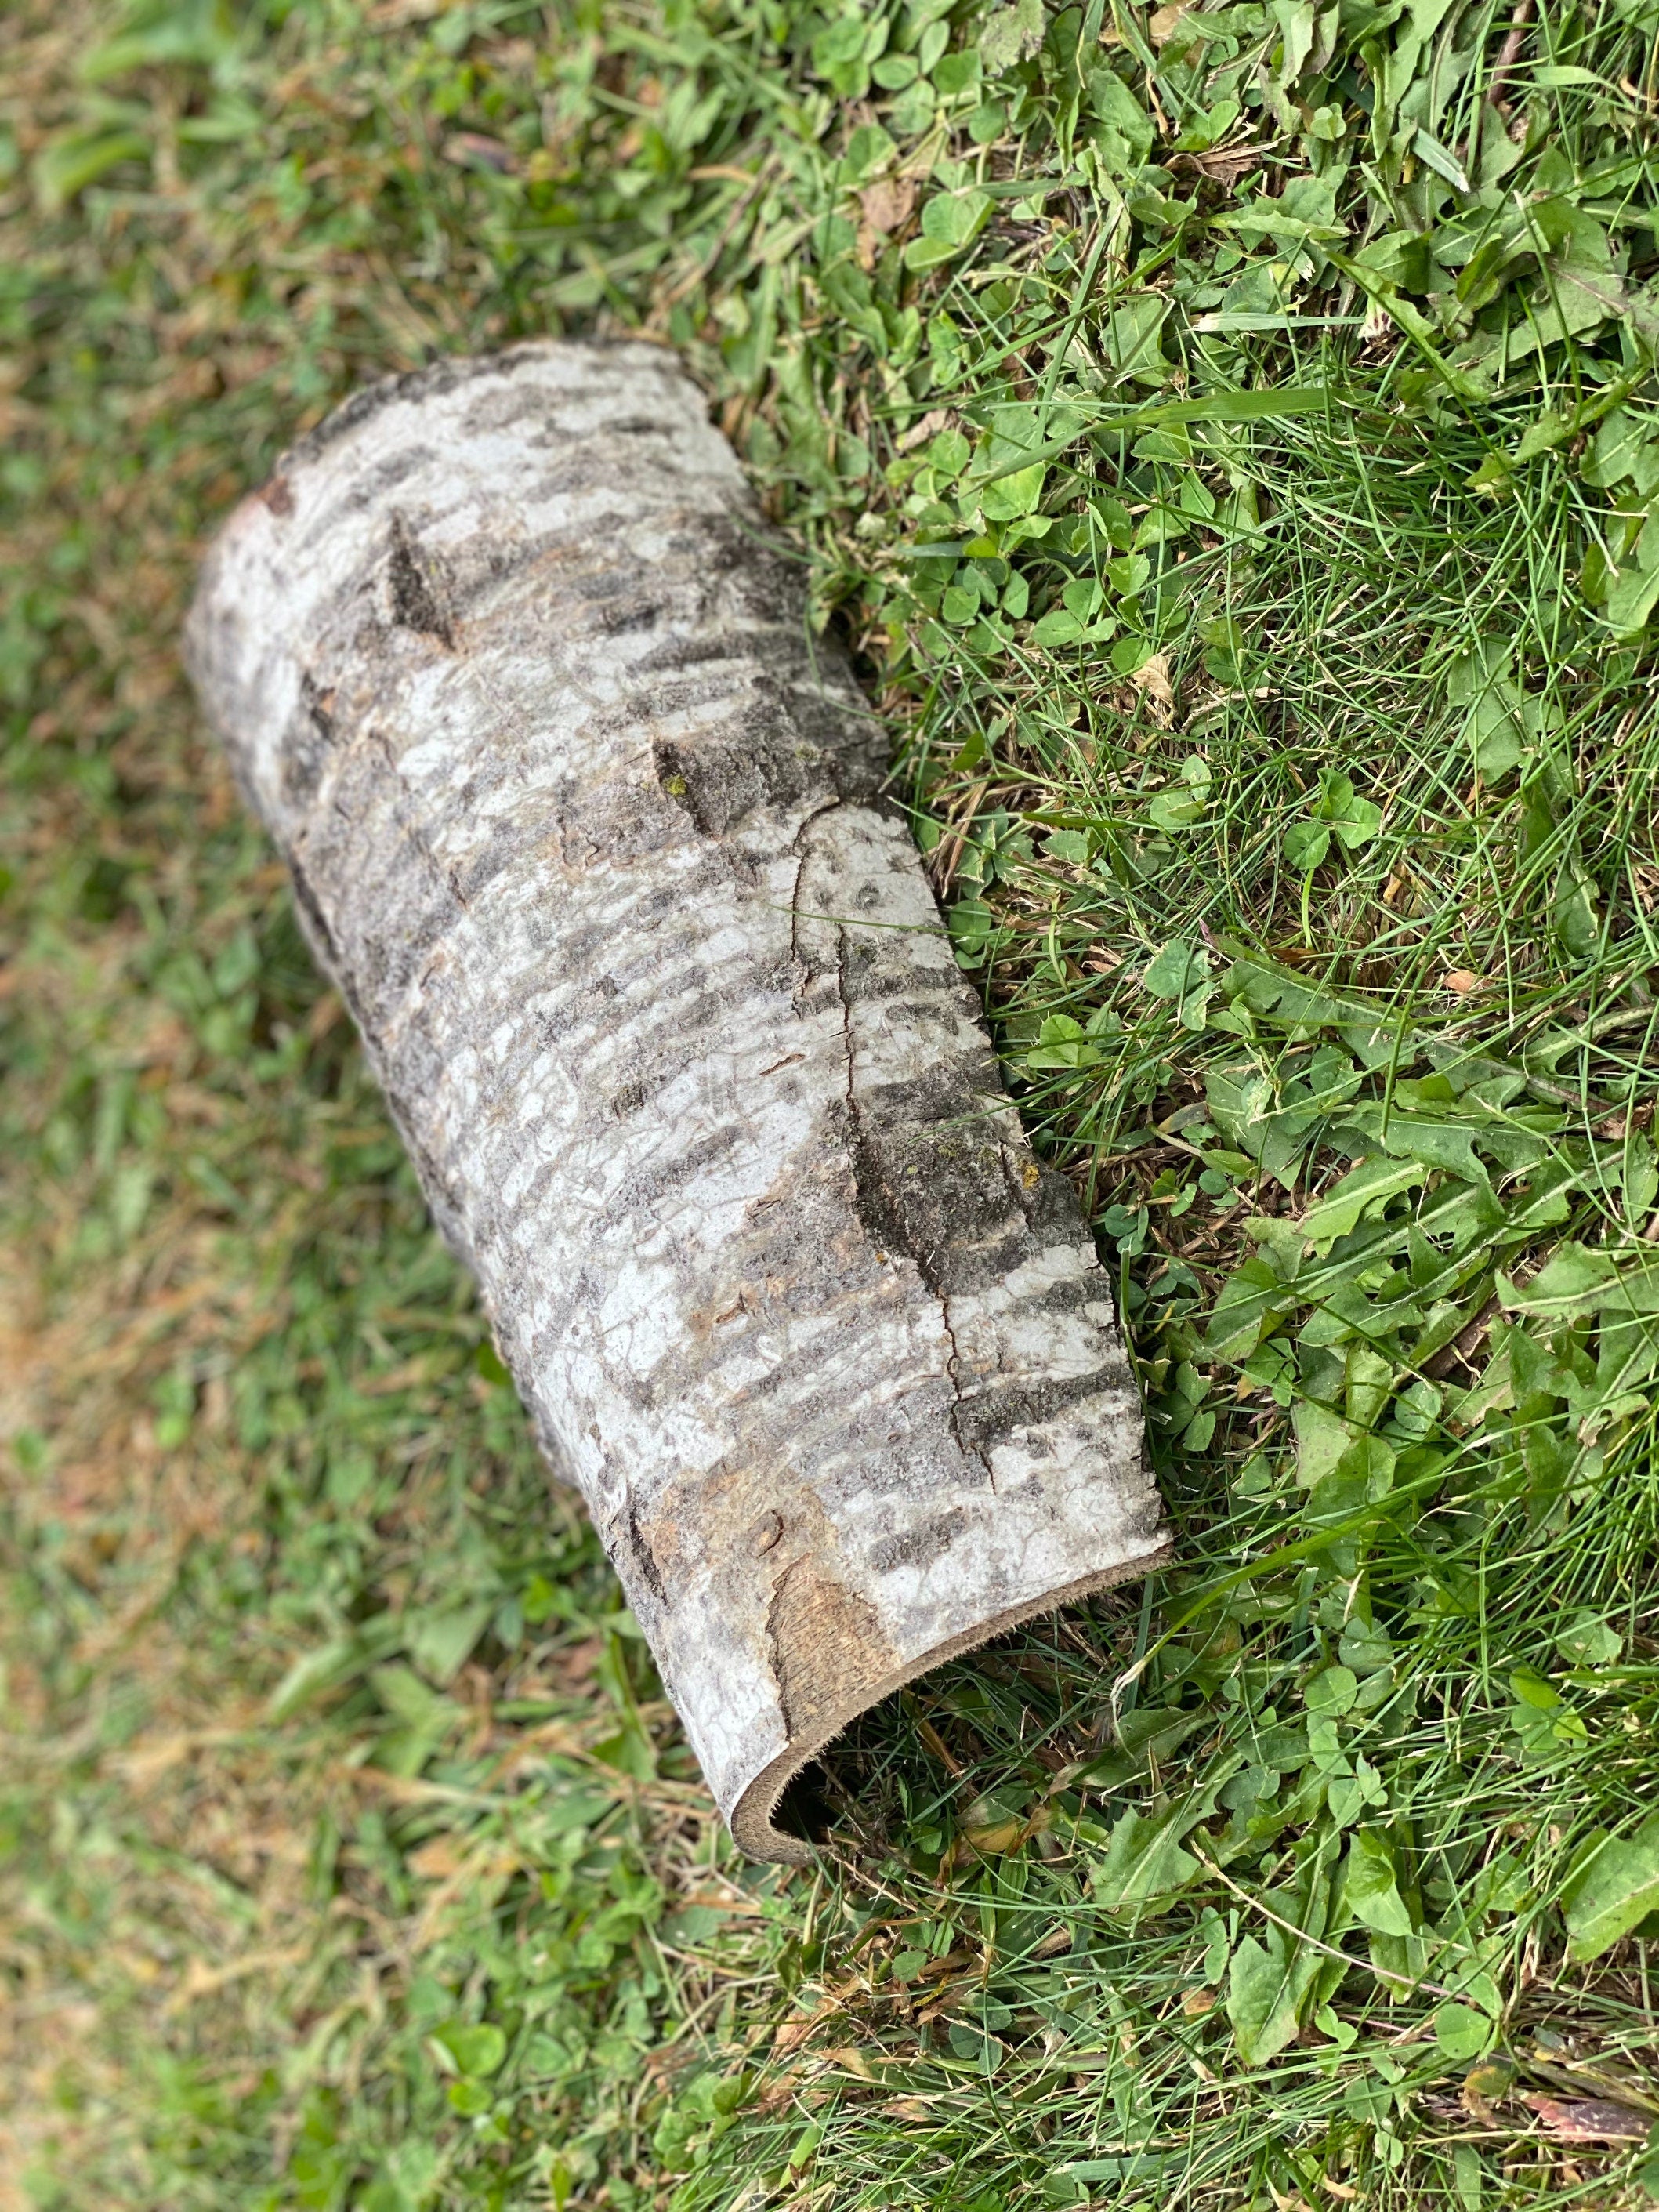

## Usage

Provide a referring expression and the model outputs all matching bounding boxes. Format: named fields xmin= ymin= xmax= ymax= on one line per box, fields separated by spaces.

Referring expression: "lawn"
xmin=5 ymin=0 xmax=1659 ymax=2206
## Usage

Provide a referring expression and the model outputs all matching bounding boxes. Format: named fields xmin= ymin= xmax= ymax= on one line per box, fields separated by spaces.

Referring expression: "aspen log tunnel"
xmin=184 ymin=339 xmax=1169 ymax=1861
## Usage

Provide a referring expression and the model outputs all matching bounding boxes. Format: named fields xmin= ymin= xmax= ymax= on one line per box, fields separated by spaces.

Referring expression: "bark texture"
xmin=185 ymin=340 xmax=1168 ymax=1859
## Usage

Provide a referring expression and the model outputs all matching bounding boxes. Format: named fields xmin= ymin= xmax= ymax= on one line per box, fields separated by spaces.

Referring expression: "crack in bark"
xmin=786 ymin=797 xmax=843 ymax=985
xmin=938 ymin=1289 xmax=997 ymax=1492
xmin=621 ymin=1497 xmax=667 ymax=1609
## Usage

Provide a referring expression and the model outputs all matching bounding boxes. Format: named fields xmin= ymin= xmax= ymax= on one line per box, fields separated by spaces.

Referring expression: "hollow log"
xmin=185 ymin=339 xmax=1168 ymax=1860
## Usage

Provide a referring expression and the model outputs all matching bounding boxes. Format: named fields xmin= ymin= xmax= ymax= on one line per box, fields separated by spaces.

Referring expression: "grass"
xmin=5 ymin=0 xmax=1659 ymax=2207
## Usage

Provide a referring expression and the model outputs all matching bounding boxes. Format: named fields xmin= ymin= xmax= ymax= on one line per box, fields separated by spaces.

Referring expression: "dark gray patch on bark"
xmin=1012 ymin=1157 xmax=1092 ymax=1241
xmin=621 ymin=1499 xmax=668 ymax=1608
xmin=595 ymin=597 xmax=664 ymax=638
xmin=846 ymin=1107 xmax=946 ymax=1293
xmin=591 ymin=1122 xmax=744 ymax=1231
xmin=951 ymin=1365 xmax=1132 ymax=1449
xmin=842 ymin=1062 xmax=1034 ymax=1299
xmin=387 ymin=514 xmax=457 ymax=647
xmin=279 ymin=670 xmax=339 ymax=806
xmin=868 ymin=1508 xmax=969 ymax=1575
xmin=447 ymin=819 xmax=523 ymax=906
xmin=332 ymin=446 xmax=441 ymax=519
xmin=649 ymin=675 xmax=877 ymax=838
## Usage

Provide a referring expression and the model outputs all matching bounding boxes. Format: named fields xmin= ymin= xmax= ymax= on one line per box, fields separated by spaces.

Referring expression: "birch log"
xmin=185 ymin=340 xmax=1168 ymax=1860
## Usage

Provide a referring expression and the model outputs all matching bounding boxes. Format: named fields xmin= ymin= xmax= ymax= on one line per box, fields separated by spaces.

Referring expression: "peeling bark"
xmin=185 ymin=340 xmax=1168 ymax=1860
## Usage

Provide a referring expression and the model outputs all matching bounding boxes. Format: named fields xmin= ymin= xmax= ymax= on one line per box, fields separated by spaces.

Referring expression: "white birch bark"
xmin=185 ymin=340 xmax=1168 ymax=1859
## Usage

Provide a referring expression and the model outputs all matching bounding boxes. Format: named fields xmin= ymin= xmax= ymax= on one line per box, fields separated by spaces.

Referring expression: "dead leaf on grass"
xmin=1181 ymin=144 xmax=1263 ymax=187
xmin=915 ymin=1713 xmax=964 ymax=1772
xmin=914 ymin=1945 xmax=975 ymax=1981
xmin=897 ymin=406 xmax=952 ymax=455
xmin=815 ymin=2045 xmax=878 ymax=2079
xmin=1129 ymin=653 xmax=1176 ymax=725
xmin=857 ymin=176 xmax=917 ymax=270
xmin=962 ymin=1791 xmax=1051 ymax=1853
xmin=1523 ymin=2094 xmax=1651 ymax=2142
xmin=444 ymin=133 xmax=516 ymax=173
xmin=773 ymin=2010 xmax=837 ymax=2054
xmin=859 ymin=176 xmax=915 ymax=236
xmin=408 ymin=1834 xmax=468 ymax=1879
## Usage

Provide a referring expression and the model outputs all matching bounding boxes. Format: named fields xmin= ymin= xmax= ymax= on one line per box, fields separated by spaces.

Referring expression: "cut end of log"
xmin=185 ymin=339 xmax=1168 ymax=1861
xmin=733 ymin=1550 xmax=1172 ymax=1861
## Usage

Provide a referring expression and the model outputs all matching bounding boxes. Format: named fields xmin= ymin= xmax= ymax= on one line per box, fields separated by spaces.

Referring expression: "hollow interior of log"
xmin=733 ymin=1552 xmax=1168 ymax=1860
